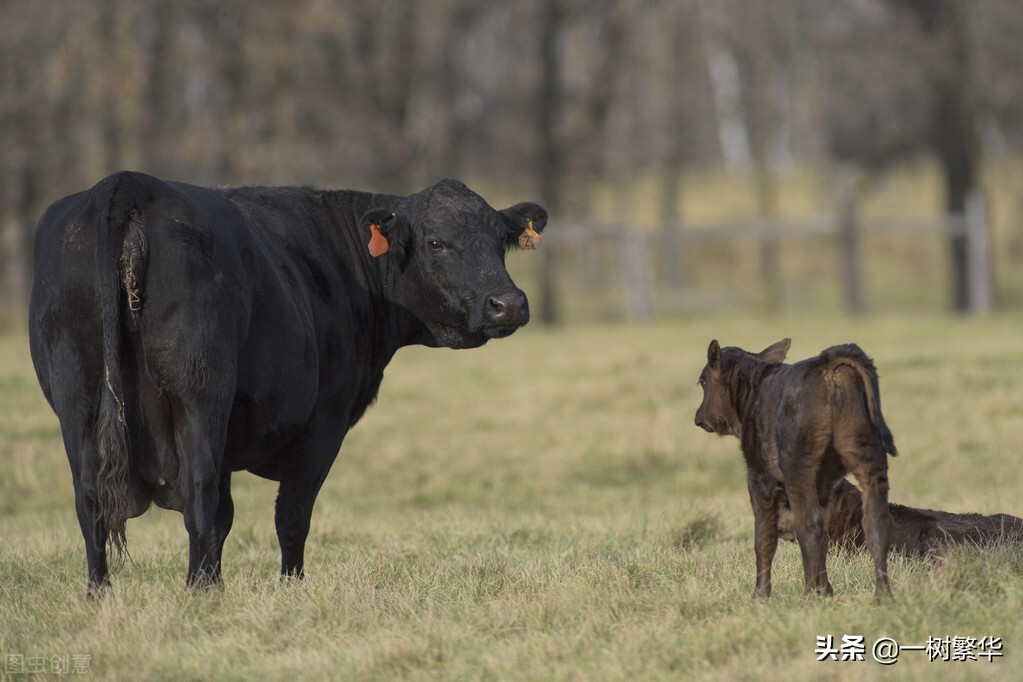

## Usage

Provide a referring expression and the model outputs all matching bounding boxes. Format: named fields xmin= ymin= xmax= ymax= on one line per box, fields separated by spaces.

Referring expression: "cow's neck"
xmin=323 ymin=190 xmax=432 ymax=360
xmin=727 ymin=355 xmax=771 ymax=426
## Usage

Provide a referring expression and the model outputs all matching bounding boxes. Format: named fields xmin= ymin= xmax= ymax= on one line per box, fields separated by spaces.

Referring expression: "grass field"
xmin=1 ymin=312 xmax=1022 ymax=680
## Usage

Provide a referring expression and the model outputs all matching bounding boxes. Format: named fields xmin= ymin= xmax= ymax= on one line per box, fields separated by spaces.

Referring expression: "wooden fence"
xmin=542 ymin=192 xmax=990 ymax=322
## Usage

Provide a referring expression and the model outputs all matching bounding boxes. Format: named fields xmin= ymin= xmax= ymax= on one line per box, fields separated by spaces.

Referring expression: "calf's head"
xmin=694 ymin=338 xmax=791 ymax=437
xmin=362 ymin=179 xmax=547 ymax=349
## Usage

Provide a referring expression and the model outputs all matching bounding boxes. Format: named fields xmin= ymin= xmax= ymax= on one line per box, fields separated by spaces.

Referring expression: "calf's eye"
xmin=427 ymin=240 xmax=444 ymax=252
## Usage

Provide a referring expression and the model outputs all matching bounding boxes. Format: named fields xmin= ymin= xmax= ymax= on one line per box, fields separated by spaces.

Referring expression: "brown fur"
xmin=694 ymin=338 xmax=896 ymax=600
xmin=778 ymin=478 xmax=1023 ymax=556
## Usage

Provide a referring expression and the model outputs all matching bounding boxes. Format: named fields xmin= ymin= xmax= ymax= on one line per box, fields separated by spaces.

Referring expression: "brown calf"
xmin=694 ymin=338 xmax=896 ymax=600
xmin=778 ymin=478 xmax=1023 ymax=557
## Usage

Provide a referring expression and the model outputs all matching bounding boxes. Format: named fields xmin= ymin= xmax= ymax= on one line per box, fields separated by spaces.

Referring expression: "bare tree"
xmin=898 ymin=0 xmax=982 ymax=312
xmin=536 ymin=0 xmax=566 ymax=325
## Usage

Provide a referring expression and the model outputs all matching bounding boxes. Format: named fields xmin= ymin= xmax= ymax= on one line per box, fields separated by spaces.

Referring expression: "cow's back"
xmin=30 ymin=172 xmax=336 ymax=498
xmin=746 ymin=352 xmax=863 ymax=475
xmin=30 ymin=188 xmax=104 ymax=412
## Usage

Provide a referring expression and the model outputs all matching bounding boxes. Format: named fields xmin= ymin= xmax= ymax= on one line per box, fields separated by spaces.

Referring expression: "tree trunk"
xmin=659 ymin=4 xmax=690 ymax=288
xmin=838 ymin=170 xmax=864 ymax=314
xmin=536 ymin=0 xmax=564 ymax=326
xmin=139 ymin=0 xmax=176 ymax=177
xmin=99 ymin=0 xmax=122 ymax=174
xmin=934 ymin=73 xmax=977 ymax=312
xmin=900 ymin=0 xmax=981 ymax=312
xmin=16 ymin=164 xmax=37 ymax=303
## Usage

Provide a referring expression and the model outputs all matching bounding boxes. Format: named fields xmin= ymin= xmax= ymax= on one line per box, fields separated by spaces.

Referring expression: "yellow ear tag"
xmin=518 ymin=218 xmax=541 ymax=250
xmin=368 ymin=224 xmax=389 ymax=257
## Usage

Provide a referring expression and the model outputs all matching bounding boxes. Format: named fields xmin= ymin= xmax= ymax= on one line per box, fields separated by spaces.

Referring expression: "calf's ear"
xmin=756 ymin=338 xmax=791 ymax=363
xmin=499 ymin=202 xmax=547 ymax=250
xmin=361 ymin=209 xmax=406 ymax=258
xmin=707 ymin=339 xmax=721 ymax=369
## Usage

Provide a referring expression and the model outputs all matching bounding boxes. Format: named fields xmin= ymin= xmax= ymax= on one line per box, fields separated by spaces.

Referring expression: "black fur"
xmin=29 ymin=171 xmax=546 ymax=593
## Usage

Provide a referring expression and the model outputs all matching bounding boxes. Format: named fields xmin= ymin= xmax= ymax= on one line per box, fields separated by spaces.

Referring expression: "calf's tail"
xmin=93 ymin=173 xmax=150 ymax=561
xmin=830 ymin=345 xmax=898 ymax=457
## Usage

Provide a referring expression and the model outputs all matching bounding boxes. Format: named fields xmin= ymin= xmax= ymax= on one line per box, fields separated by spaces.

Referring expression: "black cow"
xmin=29 ymin=171 xmax=547 ymax=595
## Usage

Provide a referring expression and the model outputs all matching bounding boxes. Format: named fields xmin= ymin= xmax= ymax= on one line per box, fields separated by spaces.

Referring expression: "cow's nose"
xmin=486 ymin=289 xmax=528 ymax=326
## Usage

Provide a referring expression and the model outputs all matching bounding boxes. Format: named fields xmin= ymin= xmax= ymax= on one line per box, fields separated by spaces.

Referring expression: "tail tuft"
xmin=96 ymin=364 xmax=131 ymax=560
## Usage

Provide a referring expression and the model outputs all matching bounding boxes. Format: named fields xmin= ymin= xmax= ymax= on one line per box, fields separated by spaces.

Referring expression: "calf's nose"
xmin=486 ymin=289 xmax=529 ymax=326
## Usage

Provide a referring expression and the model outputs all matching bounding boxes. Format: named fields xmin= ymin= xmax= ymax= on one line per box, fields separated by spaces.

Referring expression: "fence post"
xmin=619 ymin=227 xmax=653 ymax=323
xmin=837 ymin=172 xmax=863 ymax=314
xmin=965 ymin=191 xmax=992 ymax=314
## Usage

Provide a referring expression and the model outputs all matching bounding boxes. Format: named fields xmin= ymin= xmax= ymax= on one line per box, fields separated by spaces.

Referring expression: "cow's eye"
xmin=698 ymin=378 xmax=707 ymax=388
xmin=427 ymin=240 xmax=444 ymax=252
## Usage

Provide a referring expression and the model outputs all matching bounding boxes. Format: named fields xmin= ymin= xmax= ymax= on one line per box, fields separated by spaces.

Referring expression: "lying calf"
xmin=778 ymin=478 xmax=1023 ymax=557
xmin=694 ymin=338 xmax=896 ymax=599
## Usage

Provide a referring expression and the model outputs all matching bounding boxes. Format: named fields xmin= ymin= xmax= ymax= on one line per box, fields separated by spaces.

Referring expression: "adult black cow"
xmin=29 ymin=171 xmax=547 ymax=595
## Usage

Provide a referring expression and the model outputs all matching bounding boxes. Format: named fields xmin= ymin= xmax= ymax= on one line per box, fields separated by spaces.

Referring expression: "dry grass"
xmin=2 ymin=313 xmax=1022 ymax=680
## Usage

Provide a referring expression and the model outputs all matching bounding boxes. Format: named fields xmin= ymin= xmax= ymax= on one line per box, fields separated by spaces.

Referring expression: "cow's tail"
xmin=829 ymin=345 xmax=898 ymax=457
xmin=94 ymin=173 xmax=150 ymax=562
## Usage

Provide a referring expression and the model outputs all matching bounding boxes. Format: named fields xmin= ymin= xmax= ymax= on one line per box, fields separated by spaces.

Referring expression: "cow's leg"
xmin=176 ymin=407 xmax=227 ymax=588
xmin=849 ymin=454 xmax=893 ymax=600
xmin=66 ymin=432 xmax=111 ymax=598
xmin=75 ymin=477 xmax=110 ymax=597
xmin=209 ymin=473 xmax=235 ymax=583
xmin=275 ymin=479 xmax=319 ymax=580
xmin=274 ymin=443 xmax=336 ymax=580
xmin=787 ymin=480 xmax=833 ymax=596
xmin=44 ymin=353 xmax=110 ymax=597
xmin=747 ymin=473 xmax=781 ymax=599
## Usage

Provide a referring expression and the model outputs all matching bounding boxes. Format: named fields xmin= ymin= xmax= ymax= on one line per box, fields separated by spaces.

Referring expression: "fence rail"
xmin=543 ymin=191 xmax=990 ymax=321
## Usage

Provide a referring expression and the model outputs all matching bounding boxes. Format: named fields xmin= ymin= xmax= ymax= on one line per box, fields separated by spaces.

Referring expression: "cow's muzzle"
xmin=483 ymin=288 xmax=529 ymax=336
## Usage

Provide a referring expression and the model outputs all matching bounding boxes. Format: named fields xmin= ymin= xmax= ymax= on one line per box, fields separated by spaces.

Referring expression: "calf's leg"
xmin=850 ymin=456 xmax=893 ymax=600
xmin=748 ymin=473 xmax=781 ymax=598
xmin=787 ymin=484 xmax=833 ymax=596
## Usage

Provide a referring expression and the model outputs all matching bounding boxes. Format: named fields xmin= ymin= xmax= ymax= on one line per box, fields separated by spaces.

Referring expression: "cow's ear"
xmin=708 ymin=339 xmax=721 ymax=369
xmin=757 ymin=338 xmax=791 ymax=364
xmin=361 ymin=209 xmax=404 ymax=258
xmin=499 ymin=202 xmax=547 ymax=250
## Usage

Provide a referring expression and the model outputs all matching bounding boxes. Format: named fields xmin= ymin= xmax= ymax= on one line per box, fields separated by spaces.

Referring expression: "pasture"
xmin=1 ymin=313 xmax=1021 ymax=680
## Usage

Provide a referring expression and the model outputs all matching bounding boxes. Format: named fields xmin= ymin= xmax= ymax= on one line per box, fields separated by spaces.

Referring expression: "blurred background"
xmin=3 ymin=0 xmax=1023 ymax=323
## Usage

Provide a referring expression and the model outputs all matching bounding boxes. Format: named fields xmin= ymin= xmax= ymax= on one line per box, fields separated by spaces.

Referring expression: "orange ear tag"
xmin=518 ymin=218 xmax=541 ymax=250
xmin=368 ymin=224 xmax=389 ymax=257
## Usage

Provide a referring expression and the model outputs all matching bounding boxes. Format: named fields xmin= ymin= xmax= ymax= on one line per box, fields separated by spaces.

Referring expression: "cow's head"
xmin=362 ymin=179 xmax=547 ymax=349
xmin=694 ymin=338 xmax=790 ymax=437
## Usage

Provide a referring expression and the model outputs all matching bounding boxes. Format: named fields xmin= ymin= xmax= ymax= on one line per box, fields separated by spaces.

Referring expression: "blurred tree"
xmin=703 ymin=0 xmax=787 ymax=312
xmin=822 ymin=0 xmax=988 ymax=311
xmin=900 ymin=0 xmax=981 ymax=312
xmin=138 ymin=0 xmax=177 ymax=178
xmin=536 ymin=0 xmax=565 ymax=325
xmin=2 ymin=0 xmax=1023 ymax=312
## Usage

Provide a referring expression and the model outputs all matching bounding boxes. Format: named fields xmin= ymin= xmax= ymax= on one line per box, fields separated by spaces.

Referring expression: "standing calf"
xmin=694 ymin=338 xmax=896 ymax=599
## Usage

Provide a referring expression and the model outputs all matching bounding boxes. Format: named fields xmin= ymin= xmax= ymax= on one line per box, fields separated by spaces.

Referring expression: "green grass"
xmin=2 ymin=313 xmax=1022 ymax=680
